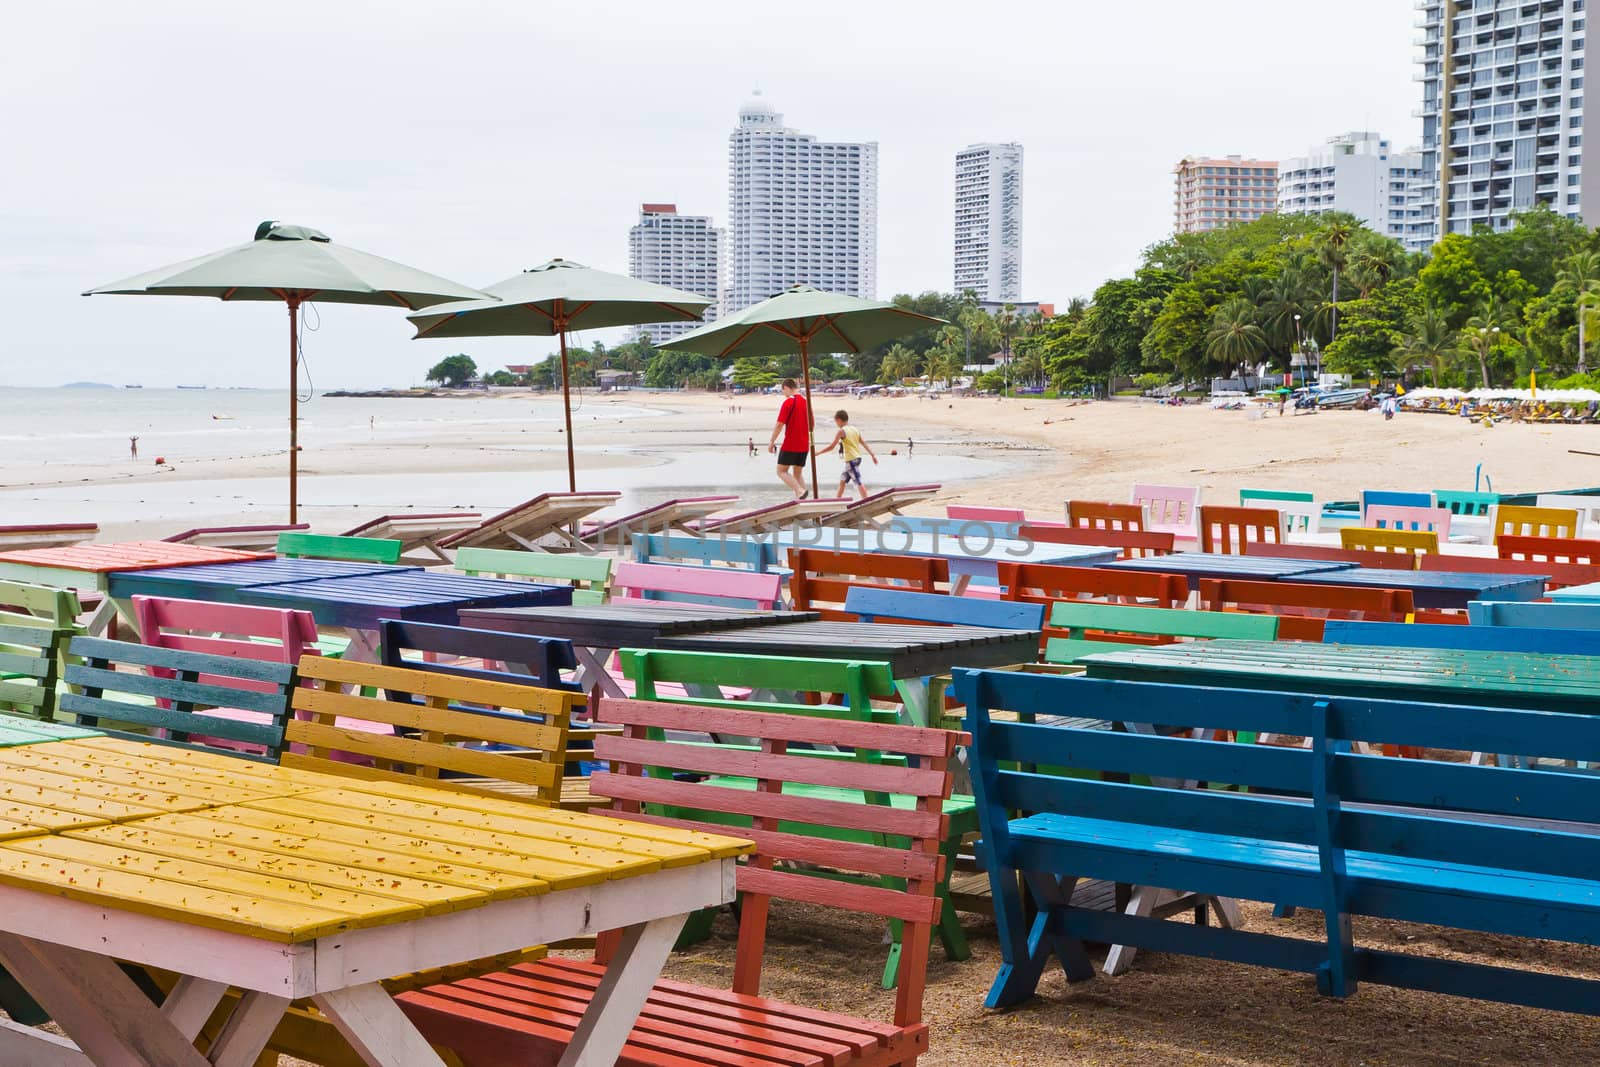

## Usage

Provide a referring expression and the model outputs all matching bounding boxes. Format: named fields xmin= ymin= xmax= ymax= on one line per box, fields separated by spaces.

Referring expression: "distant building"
xmin=953 ymin=143 xmax=1023 ymax=302
xmin=725 ymin=92 xmax=878 ymax=313
xmin=1173 ymin=155 xmax=1279 ymax=234
xmin=976 ymin=299 xmax=1053 ymax=320
xmin=626 ymin=204 xmax=721 ymax=343
xmin=595 ymin=368 xmax=639 ymax=391
xmin=1276 ymin=131 xmax=1426 ymax=246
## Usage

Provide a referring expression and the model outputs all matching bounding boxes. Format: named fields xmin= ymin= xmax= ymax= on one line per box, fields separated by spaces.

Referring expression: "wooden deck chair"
xmin=1493 ymin=504 xmax=1582 ymax=542
xmin=456 ymin=547 xmax=613 ymax=606
xmin=0 ymin=523 xmax=98 ymax=551
xmin=580 ymin=495 xmax=740 ymax=548
xmin=1340 ymin=526 xmax=1440 ymax=556
xmin=163 ymin=523 xmax=308 ymax=550
xmin=824 ymin=484 xmax=943 ymax=527
xmin=1198 ymin=505 xmax=1283 ymax=554
xmin=1130 ymin=483 xmax=1201 ymax=540
xmin=696 ymin=496 xmax=846 ymax=533
xmin=438 ymin=491 xmax=623 ymax=551
xmin=1066 ymin=500 xmax=1145 ymax=531
xmin=342 ymin=512 xmax=482 ymax=563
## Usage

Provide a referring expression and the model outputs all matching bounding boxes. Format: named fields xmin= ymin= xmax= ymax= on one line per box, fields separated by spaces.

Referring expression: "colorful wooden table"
xmin=0 ymin=743 xmax=749 ymax=1066
xmin=0 ymin=720 xmax=100 ymax=749
xmin=107 ymin=557 xmax=422 ymax=605
xmin=1291 ymin=567 xmax=1546 ymax=610
xmin=1095 ymin=551 xmax=1359 ymax=583
xmin=769 ymin=528 xmax=1121 ymax=593
xmin=1550 ymin=580 xmax=1600 ymax=604
xmin=0 ymin=542 xmax=271 ymax=636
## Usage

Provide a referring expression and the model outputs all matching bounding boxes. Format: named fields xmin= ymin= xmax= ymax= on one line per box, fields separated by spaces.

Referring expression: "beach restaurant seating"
xmin=1535 ymin=493 xmax=1600 ymax=527
xmin=998 ymin=561 xmax=1188 ymax=654
xmin=1498 ymin=534 xmax=1600 ymax=566
xmin=398 ymin=698 xmax=959 ymax=1067
xmin=456 ymin=546 xmax=613 ymax=606
xmin=1197 ymin=578 xmax=1414 ymax=641
xmin=1359 ymin=490 xmax=1431 ymax=522
xmin=1130 ymin=483 xmax=1201 ymax=541
xmin=163 ymin=522 xmax=308 ymax=550
xmin=342 ymin=511 xmax=482 ymax=563
xmin=0 ymin=523 xmax=99 ymax=551
xmin=958 ymin=667 xmax=1600 ymax=1016
xmin=629 ymin=532 xmax=783 ymax=573
xmin=579 ymin=494 xmax=740 ymax=548
xmin=611 ymin=560 xmax=783 ymax=610
xmin=1365 ymin=504 xmax=1452 ymax=539
xmin=846 ymin=585 xmax=1045 ymax=632
xmin=438 ymin=490 xmax=623 ymax=551
xmin=1323 ymin=618 xmax=1600 ymax=655
xmin=1239 ymin=489 xmax=1320 ymax=535
xmin=946 ymin=504 xmax=1027 ymax=523
xmin=1067 ymin=499 xmax=1145 ymax=531
xmin=1419 ymin=550 xmax=1600 ymax=589
xmin=1245 ymin=541 xmax=1419 ymax=570
xmin=1435 ymin=489 xmax=1500 ymax=516
xmin=1023 ymin=522 xmax=1175 ymax=559
xmin=825 ymin=483 xmax=943 ymax=527
xmin=695 ymin=496 xmax=845 ymax=534
xmin=788 ymin=547 xmax=946 ymax=620
xmin=1340 ymin=526 xmax=1440 ymax=556
xmin=1043 ymin=601 xmax=1278 ymax=666
xmin=1468 ymin=600 xmax=1600 ymax=630
xmin=1493 ymin=504 xmax=1582 ymax=543
xmin=276 ymin=531 xmax=404 ymax=564
xmin=1197 ymin=505 xmax=1283 ymax=555
xmin=0 ymin=619 xmax=72 ymax=723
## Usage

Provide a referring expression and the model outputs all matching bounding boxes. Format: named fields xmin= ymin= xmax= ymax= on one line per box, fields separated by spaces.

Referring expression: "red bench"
xmin=1197 ymin=578 xmax=1415 ymax=641
xmin=1417 ymin=551 xmax=1600 ymax=590
xmin=1020 ymin=522 xmax=1175 ymax=559
xmin=788 ymin=547 xmax=947 ymax=620
xmin=999 ymin=561 xmax=1188 ymax=654
xmin=397 ymin=697 xmax=960 ymax=1067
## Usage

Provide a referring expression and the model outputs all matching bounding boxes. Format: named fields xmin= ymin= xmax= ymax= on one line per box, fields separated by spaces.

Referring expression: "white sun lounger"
xmin=0 ymin=523 xmax=100 ymax=551
xmin=163 ymin=523 xmax=308 ymax=550
xmin=580 ymin=495 xmax=740 ymax=548
xmin=439 ymin=492 xmax=622 ymax=552
xmin=696 ymin=497 xmax=848 ymax=534
xmin=343 ymin=511 xmax=483 ymax=563
xmin=824 ymin=484 xmax=942 ymax=527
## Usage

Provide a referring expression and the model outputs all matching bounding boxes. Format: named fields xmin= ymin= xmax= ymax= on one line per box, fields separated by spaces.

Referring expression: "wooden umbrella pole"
xmin=800 ymin=337 xmax=819 ymax=498
xmin=558 ymin=316 xmax=577 ymax=492
xmin=287 ymin=297 xmax=300 ymax=523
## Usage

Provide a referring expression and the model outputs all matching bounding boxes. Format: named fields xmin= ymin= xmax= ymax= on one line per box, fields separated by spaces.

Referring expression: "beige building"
xmin=1173 ymin=155 xmax=1279 ymax=234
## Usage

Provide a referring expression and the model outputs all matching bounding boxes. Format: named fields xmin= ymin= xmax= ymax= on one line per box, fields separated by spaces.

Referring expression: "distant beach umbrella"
xmin=406 ymin=259 xmax=711 ymax=491
xmin=660 ymin=285 xmax=944 ymax=496
xmin=85 ymin=221 xmax=487 ymax=521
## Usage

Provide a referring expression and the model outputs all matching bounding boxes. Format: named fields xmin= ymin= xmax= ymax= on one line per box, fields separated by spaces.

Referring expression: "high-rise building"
xmin=953 ymin=143 xmax=1023 ymax=302
xmin=1276 ymin=131 xmax=1427 ymax=245
xmin=626 ymin=204 xmax=721 ymax=342
xmin=1173 ymin=155 xmax=1279 ymax=234
xmin=725 ymin=92 xmax=878 ymax=314
xmin=1417 ymin=0 xmax=1592 ymax=242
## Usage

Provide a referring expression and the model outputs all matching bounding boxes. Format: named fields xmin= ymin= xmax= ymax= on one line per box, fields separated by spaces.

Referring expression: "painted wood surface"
xmin=0 ymin=542 xmax=269 ymax=574
xmin=438 ymin=492 xmax=623 ymax=551
xmin=1292 ymin=567 xmax=1544 ymax=610
xmin=276 ymin=533 xmax=404 ymax=564
xmin=1098 ymin=551 xmax=1358 ymax=582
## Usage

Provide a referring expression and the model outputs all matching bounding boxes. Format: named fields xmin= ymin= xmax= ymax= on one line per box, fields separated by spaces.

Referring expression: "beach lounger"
xmin=579 ymin=494 xmax=739 ymax=547
xmin=824 ymin=483 xmax=942 ymax=526
xmin=437 ymin=491 xmax=622 ymax=551
xmin=0 ymin=523 xmax=98 ymax=551
xmin=163 ymin=523 xmax=308 ymax=550
xmin=342 ymin=511 xmax=482 ymax=563
xmin=695 ymin=496 xmax=846 ymax=533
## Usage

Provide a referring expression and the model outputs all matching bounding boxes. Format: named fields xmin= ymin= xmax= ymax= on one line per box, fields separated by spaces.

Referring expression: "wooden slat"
xmin=736 ymin=865 xmax=940 ymax=924
xmin=601 ymin=699 xmax=960 ymax=758
xmin=594 ymin=734 xmax=950 ymax=798
xmin=290 ymin=686 xmax=566 ymax=752
xmin=615 ymin=809 xmax=942 ymax=881
xmin=295 ymin=657 xmax=574 ymax=718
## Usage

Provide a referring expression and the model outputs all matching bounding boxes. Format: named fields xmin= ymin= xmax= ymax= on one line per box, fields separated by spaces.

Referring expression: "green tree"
xmin=878 ymin=343 xmax=919 ymax=384
xmin=643 ymin=350 xmax=717 ymax=389
xmin=1205 ymin=298 xmax=1269 ymax=375
xmin=730 ymin=357 xmax=778 ymax=390
xmin=425 ymin=354 xmax=477 ymax=388
xmin=1323 ymin=280 xmax=1418 ymax=380
xmin=1392 ymin=303 xmax=1457 ymax=387
xmin=1143 ymin=285 xmax=1211 ymax=380
xmin=1416 ymin=233 xmax=1492 ymax=329
xmin=1317 ymin=217 xmax=1355 ymax=340
xmin=484 ymin=369 xmax=517 ymax=387
xmin=1554 ymin=250 xmax=1600 ymax=375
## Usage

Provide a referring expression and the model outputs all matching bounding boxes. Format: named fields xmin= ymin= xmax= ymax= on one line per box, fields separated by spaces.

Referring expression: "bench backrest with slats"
xmin=455 ymin=547 xmax=612 ymax=606
xmin=276 ymin=532 xmax=404 ymax=564
xmin=60 ymin=636 xmax=296 ymax=760
xmin=788 ymin=548 xmax=947 ymax=620
xmin=0 ymin=621 xmax=72 ymax=721
xmin=1045 ymin=601 xmax=1278 ymax=664
xmin=1493 ymin=504 xmax=1581 ymax=543
xmin=1067 ymin=500 xmax=1145 ymax=532
xmin=1535 ymin=494 xmax=1600 ymax=526
xmin=1365 ymin=504 xmax=1452 ymax=539
xmin=0 ymin=580 xmax=81 ymax=629
xmin=134 ymin=596 xmax=319 ymax=668
xmin=1418 ymin=551 xmax=1598 ymax=589
xmin=1467 ymin=600 xmax=1600 ymax=630
xmin=947 ymin=504 xmax=1026 ymax=523
xmin=845 ymin=585 xmax=1045 ymax=631
xmin=285 ymin=657 xmax=579 ymax=804
xmin=1246 ymin=541 xmax=1419 ymax=570
xmin=999 ymin=562 xmax=1188 ymax=655
xmin=1021 ymin=522 xmax=1174 ymax=559
xmin=1197 ymin=505 xmax=1283 ymax=555
xmin=1497 ymin=534 xmax=1600 ymax=566
xmin=379 ymin=620 xmax=579 ymax=692
xmin=610 ymin=560 xmax=782 ymax=610
xmin=1435 ymin=490 xmax=1500 ymax=516
xmin=1359 ymin=490 xmax=1431 ymax=521
xmin=628 ymin=533 xmax=782 ymax=573
xmin=1130 ymin=484 xmax=1200 ymax=538
xmin=1340 ymin=526 xmax=1440 ymax=556
xmin=1323 ymin=618 xmax=1600 ymax=654
xmin=1198 ymin=578 xmax=1414 ymax=641
xmin=591 ymin=697 xmax=959 ymax=1022
xmin=1239 ymin=488 xmax=1313 ymax=505
xmin=618 ymin=649 xmax=896 ymax=722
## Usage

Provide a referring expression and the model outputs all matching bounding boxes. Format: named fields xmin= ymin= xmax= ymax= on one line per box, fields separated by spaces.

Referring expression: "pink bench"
xmin=610 ymin=561 xmax=783 ymax=610
xmin=1131 ymin=483 xmax=1201 ymax=541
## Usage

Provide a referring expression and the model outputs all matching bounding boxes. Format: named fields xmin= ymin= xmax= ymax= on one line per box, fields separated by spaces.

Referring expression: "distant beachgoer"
xmin=1381 ymin=395 xmax=1398 ymax=421
xmin=129 ymin=436 xmax=138 ymax=459
xmin=767 ymin=379 xmax=812 ymax=498
xmin=906 ymin=437 xmax=914 ymax=457
xmin=814 ymin=410 xmax=879 ymax=500
xmin=748 ymin=436 xmax=757 ymax=457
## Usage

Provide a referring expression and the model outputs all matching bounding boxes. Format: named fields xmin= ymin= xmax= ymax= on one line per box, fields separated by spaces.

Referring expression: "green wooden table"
xmin=0 ymin=720 xmax=101 ymax=747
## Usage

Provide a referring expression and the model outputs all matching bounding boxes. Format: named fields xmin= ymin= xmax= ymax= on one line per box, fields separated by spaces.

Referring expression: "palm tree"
xmin=1459 ymin=321 xmax=1503 ymax=389
xmin=1392 ymin=305 xmax=1457 ymax=387
xmin=1205 ymin=297 xmax=1269 ymax=376
xmin=1318 ymin=220 xmax=1354 ymax=340
xmin=1554 ymin=250 xmax=1600 ymax=375
xmin=878 ymin=343 xmax=918 ymax=385
xmin=1260 ymin=269 xmax=1314 ymax=364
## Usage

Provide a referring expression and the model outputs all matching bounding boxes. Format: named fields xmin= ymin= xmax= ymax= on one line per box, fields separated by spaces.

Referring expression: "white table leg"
xmin=83 ymin=596 xmax=118 ymax=637
xmin=160 ymin=974 xmax=229 ymax=1040
xmin=1102 ymin=885 xmax=1157 ymax=976
xmin=0 ymin=1018 xmax=89 ymax=1067
xmin=557 ymin=914 xmax=687 ymax=1067
xmin=574 ymin=644 xmax=626 ymax=700
xmin=895 ymin=677 xmax=931 ymax=727
xmin=343 ymin=627 xmax=382 ymax=665
xmin=313 ymin=982 xmax=448 ymax=1067
xmin=208 ymin=990 xmax=290 ymax=1067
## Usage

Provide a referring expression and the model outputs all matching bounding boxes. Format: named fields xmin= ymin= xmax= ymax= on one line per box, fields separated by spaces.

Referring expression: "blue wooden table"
xmin=1095 ymin=552 xmax=1358 ymax=583
xmin=108 ymin=558 xmax=422 ymax=605
xmin=1549 ymin=580 xmax=1600 ymax=605
xmin=1293 ymin=567 xmax=1545 ymax=610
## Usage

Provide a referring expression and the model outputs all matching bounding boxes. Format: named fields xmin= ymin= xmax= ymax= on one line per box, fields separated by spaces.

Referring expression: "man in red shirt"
xmin=767 ymin=378 xmax=813 ymax=498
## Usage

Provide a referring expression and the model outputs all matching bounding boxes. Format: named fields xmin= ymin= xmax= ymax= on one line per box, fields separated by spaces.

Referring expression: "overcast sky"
xmin=0 ymin=0 xmax=1415 ymax=388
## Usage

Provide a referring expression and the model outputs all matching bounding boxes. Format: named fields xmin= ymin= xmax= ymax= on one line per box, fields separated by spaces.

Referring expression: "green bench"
xmin=1045 ymin=600 xmax=1280 ymax=666
xmin=276 ymin=532 xmax=404 ymax=564
xmin=617 ymin=647 xmax=975 ymax=988
xmin=0 ymin=621 xmax=75 ymax=723
xmin=455 ymin=546 xmax=612 ymax=606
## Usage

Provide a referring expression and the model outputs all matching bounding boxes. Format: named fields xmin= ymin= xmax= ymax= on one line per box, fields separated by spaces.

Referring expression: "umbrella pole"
xmin=800 ymin=338 xmax=819 ymax=498
xmin=287 ymin=298 xmax=300 ymax=523
xmin=558 ymin=323 xmax=577 ymax=492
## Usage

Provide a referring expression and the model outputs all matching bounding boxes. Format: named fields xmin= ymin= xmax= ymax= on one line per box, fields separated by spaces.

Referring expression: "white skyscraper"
xmin=953 ymin=143 xmax=1023 ymax=302
xmin=725 ymin=92 xmax=878 ymax=313
xmin=1276 ymin=131 xmax=1427 ymax=246
xmin=626 ymin=204 xmax=721 ymax=342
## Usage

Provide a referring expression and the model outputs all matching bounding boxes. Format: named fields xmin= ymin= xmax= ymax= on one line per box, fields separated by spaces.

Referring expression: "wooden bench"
xmin=0 ymin=621 xmax=72 ymax=722
xmin=1498 ymin=534 xmax=1600 ymax=565
xmin=58 ymin=636 xmax=297 ymax=761
xmin=1131 ymin=483 xmax=1201 ymax=541
xmin=788 ymin=547 xmax=946 ymax=620
xmin=397 ymin=698 xmax=959 ymax=1067
xmin=1340 ymin=526 xmax=1440 ymax=556
xmin=947 ymin=504 xmax=1027 ymax=523
xmin=1434 ymin=489 xmax=1499 ymax=516
xmin=1021 ymin=522 xmax=1175 ymax=559
xmin=1365 ymin=504 xmax=1453 ymax=539
xmin=1197 ymin=505 xmax=1284 ymax=555
xmin=958 ymin=666 xmax=1600 ymax=1016
xmin=629 ymin=532 xmax=783 ymax=572
xmin=846 ymin=585 xmax=1045 ymax=631
xmin=612 ymin=560 xmax=783 ymax=610
xmin=1044 ymin=601 xmax=1279 ymax=665
xmin=457 ymin=546 xmax=613 ymax=606
xmin=1066 ymin=500 xmax=1145 ymax=531
xmin=998 ymin=561 xmax=1188 ymax=654
xmin=1197 ymin=578 xmax=1415 ymax=641
xmin=1359 ymin=489 xmax=1431 ymax=521
xmin=1467 ymin=600 xmax=1600 ymax=629
xmin=276 ymin=531 xmax=404 ymax=564
xmin=342 ymin=511 xmax=483 ymax=563
xmin=1323 ymin=618 xmax=1600 ymax=655
xmin=1493 ymin=504 xmax=1582 ymax=542
xmin=1247 ymin=541 xmax=1419 ymax=570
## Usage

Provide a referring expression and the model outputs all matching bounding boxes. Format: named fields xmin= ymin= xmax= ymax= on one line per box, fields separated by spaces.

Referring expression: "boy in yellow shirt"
xmin=813 ymin=409 xmax=879 ymax=500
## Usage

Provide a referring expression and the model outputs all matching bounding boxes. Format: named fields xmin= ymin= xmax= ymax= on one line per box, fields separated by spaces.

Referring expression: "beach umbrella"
xmin=406 ymin=259 xmax=712 ymax=491
xmin=85 ymin=221 xmax=488 ymax=522
xmin=660 ymin=285 xmax=945 ymax=496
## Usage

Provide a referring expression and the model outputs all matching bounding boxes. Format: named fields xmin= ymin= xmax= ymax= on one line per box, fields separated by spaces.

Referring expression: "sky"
xmin=0 ymin=0 xmax=1416 ymax=388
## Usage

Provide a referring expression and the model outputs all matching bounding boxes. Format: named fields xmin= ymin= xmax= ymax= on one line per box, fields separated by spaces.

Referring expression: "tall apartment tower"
xmin=953 ymin=143 xmax=1023 ymax=302
xmin=1417 ymin=0 xmax=1593 ymax=242
xmin=626 ymin=204 xmax=721 ymax=342
xmin=725 ymin=92 xmax=878 ymax=314
xmin=1276 ymin=131 xmax=1427 ymax=244
xmin=1173 ymin=155 xmax=1279 ymax=233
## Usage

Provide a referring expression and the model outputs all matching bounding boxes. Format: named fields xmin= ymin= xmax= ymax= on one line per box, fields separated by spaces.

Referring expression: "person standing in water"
xmin=814 ymin=409 xmax=879 ymax=500
xmin=767 ymin=379 xmax=812 ymax=498
xmin=129 ymin=436 xmax=139 ymax=460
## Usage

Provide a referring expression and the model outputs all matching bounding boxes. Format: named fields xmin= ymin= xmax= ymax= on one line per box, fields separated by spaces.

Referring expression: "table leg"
xmin=160 ymin=974 xmax=229 ymax=1040
xmin=895 ymin=677 xmax=931 ymax=727
xmin=557 ymin=914 xmax=688 ymax=1067
xmin=949 ymin=573 xmax=972 ymax=596
xmin=313 ymin=982 xmax=448 ymax=1066
xmin=0 ymin=1018 xmax=87 ymax=1067
xmin=573 ymin=645 xmax=626 ymax=701
xmin=342 ymin=628 xmax=382 ymax=665
xmin=82 ymin=596 xmax=118 ymax=638
xmin=207 ymin=990 xmax=291 ymax=1067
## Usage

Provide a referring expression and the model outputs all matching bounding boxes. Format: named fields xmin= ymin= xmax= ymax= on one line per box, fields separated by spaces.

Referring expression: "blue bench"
xmin=1468 ymin=600 xmax=1600 ymax=630
xmin=628 ymin=533 xmax=782 ymax=573
xmin=844 ymin=585 xmax=1045 ymax=630
xmin=379 ymin=619 xmax=578 ymax=692
xmin=1325 ymin=618 xmax=1600 ymax=655
xmin=957 ymin=666 xmax=1600 ymax=1014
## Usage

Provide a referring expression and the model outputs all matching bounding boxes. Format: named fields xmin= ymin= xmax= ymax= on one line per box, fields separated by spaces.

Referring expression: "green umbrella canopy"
xmin=85 ymin=221 xmax=488 ymax=308
xmin=658 ymin=285 xmax=944 ymax=359
xmin=405 ymin=258 xmax=711 ymax=337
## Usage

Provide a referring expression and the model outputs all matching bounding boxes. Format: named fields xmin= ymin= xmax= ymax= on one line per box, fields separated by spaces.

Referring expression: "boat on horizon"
xmin=123 ymin=384 xmax=143 ymax=389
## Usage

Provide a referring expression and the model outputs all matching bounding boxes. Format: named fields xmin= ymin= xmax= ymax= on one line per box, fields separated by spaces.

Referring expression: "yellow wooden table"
xmin=0 ymin=743 xmax=750 ymax=1066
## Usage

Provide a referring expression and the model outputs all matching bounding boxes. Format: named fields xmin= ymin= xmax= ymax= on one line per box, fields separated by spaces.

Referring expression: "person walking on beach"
xmin=748 ymin=436 xmax=758 ymax=457
xmin=129 ymin=436 xmax=138 ymax=460
xmin=906 ymin=437 xmax=914 ymax=457
xmin=767 ymin=378 xmax=812 ymax=498
xmin=814 ymin=409 xmax=878 ymax=500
